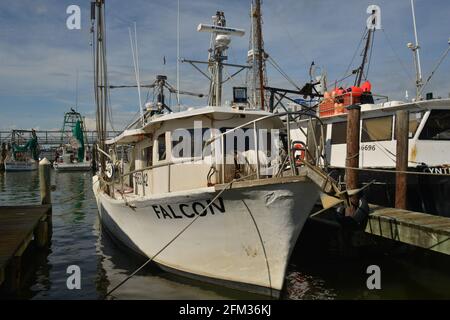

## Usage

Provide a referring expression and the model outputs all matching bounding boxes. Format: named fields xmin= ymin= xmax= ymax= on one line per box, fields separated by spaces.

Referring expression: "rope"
xmin=103 ymin=173 xmax=258 ymax=299
xmin=267 ymin=56 xmax=302 ymax=91
xmin=336 ymin=166 xmax=450 ymax=177
xmin=342 ymin=28 xmax=367 ymax=82
xmin=381 ymin=29 xmax=415 ymax=83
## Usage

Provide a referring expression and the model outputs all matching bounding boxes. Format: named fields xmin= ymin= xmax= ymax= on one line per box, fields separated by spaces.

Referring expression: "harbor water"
xmin=1 ymin=170 xmax=449 ymax=300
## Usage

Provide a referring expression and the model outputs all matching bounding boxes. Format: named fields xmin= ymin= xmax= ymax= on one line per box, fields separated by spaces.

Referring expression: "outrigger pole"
xmin=355 ymin=9 xmax=376 ymax=87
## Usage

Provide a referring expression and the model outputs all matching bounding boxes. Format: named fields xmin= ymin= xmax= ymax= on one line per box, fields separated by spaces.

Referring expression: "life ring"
xmin=105 ymin=162 xmax=114 ymax=179
xmin=292 ymin=141 xmax=306 ymax=166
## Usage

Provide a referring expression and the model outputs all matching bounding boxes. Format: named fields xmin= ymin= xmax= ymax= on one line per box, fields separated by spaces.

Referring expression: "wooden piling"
xmin=395 ymin=110 xmax=409 ymax=209
xmin=345 ymin=104 xmax=361 ymax=217
xmin=39 ymin=158 xmax=52 ymax=241
xmin=39 ymin=158 xmax=52 ymax=205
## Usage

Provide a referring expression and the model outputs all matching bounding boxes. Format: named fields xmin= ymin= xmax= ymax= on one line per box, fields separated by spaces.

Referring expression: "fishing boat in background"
xmin=290 ymin=3 xmax=450 ymax=216
xmin=53 ymin=109 xmax=91 ymax=171
xmin=90 ymin=2 xmax=344 ymax=297
xmin=4 ymin=129 xmax=40 ymax=172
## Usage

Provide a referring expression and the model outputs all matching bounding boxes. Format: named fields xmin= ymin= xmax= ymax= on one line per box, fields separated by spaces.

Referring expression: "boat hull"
xmin=93 ymin=176 xmax=319 ymax=297
xmin=4 ymin=161 xmax=38 ymax=171
xmin=54 ymin=162 xmax=91 ymax=171
xmin=328 ymin=166 xmax=450 ymax=217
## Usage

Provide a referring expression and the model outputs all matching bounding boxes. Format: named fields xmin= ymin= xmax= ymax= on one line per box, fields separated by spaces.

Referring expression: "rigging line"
xmin=228 ymin=48 xmax=246 ymax=85
xmin=381 ymin=29 xmax=415 ymax=83
xmin=342 ymin=28 xmax=367 ymax=81
xmin=280 ymin=20 xmax=308 ymax=64
xmin=103 ymin=173 xmax=257 ymax=299
xmin=241 ymin=199 xmax=273 ymax=298
xmin=420 ymin=45 xmax=450 ymax=95
xmin=267 ymin=56 xmax=301 ymax=91
xmin=270 ymin=58 xmax=299 ymax=89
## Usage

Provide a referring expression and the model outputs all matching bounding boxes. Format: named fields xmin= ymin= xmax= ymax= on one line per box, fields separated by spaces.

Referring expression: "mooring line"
xmin=103 ymin=173 xmax=256 ymax=299
xmin=339 ymin=166 xmax=450 ymax=177
xmin=241 ymin=199 xmax=273 ymax=298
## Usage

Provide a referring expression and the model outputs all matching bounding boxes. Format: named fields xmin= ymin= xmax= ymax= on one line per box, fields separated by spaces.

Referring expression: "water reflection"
xmin=1 ymin=170 xmax=450 ymax=299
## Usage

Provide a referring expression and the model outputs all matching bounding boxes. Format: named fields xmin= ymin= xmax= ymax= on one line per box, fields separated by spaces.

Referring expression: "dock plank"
xmin=366 ymin=204 xmax=450 ymax=256
xmin=0 ymin=205 xmax=51 ymax=287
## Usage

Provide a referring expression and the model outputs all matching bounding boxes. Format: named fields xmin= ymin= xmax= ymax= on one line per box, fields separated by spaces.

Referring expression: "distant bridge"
xmin=0 ymin=130 xmax=120 ymax=147
xmin=0 ymin=130 xmax=121 ymax=162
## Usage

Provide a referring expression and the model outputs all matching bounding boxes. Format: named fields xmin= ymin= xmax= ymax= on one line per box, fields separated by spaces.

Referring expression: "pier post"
xmin=38 ymin=158 xmax=52 ymax=245
xmin=39 ymin=158 xmax=52 ymax=205
xmin=395 ymin=110 xmax=409 ymax=209
xmin=345 ymin=105 xmax=361 ymax=217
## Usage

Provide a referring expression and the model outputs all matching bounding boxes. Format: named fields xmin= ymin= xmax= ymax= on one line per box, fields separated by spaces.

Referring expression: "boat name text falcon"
xmin=151 ymin=198 xmax=225 ymax=219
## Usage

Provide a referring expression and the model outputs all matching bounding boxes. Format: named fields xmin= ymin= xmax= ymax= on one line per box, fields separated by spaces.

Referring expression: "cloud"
xmin=0 ymin=0 xmax=449 ymax=130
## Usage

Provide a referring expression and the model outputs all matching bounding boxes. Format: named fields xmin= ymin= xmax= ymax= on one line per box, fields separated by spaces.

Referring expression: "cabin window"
xmin=394 ymin=111 xmax=425 ymax=139
xmin=331 ymin=122 xmax=347 ymax=145
xmin=142 ymin=146 xmax=152 ymax=167
xmin=221 ymin=127 xmax=255 ymax=153
xmin=361 ymin=116 xmax=393 ymax=142
xmin=408 ymin=111 xmax=424 ymax=138
xmin=157 ymin=133 xmax=166 ymax=161
xmin=419 ymin=110 xmax=450 ymax=140
xmin=172 ymin=128 xmax=209 ymax=158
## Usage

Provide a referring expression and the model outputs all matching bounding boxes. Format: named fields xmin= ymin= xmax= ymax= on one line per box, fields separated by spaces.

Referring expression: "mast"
xmin=408 ymin=0 xmax=423 ymax=100
xmin=247 ymin=0 xmax=267 ymax=109
xmin=91 ymin=0 xmax=109 ymax=177
xmin=355 ymin=28 xmax=373 ymax=87
xmin=354 ymin=5 xmax=381 ymax=87
xmin=255 ymin=0 xmax=265 ymax=110
xmin=190 ymin=12 xmax=246 ymax=107
xmin=209 ymin=11 xmax=226 ymax=107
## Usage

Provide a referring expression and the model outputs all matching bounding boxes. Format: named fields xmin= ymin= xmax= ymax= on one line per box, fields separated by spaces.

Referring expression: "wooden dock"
xmin=0 ymin=204 xmax=51 ymax=292
xmin=366 ymin=204 xmax=450 ymax=256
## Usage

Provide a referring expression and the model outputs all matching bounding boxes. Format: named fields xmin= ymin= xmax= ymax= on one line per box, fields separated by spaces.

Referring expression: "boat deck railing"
xmin=103 ymin=110 xmax=326 ymax=197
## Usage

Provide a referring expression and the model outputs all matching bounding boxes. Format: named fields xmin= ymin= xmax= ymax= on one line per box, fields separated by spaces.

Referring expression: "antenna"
xmin=198 ymin=12 xmax=245 ymax=106
xmin=129 ymin=24 xmax=144 ymax=126
xmin=408 ymin=0 xmax=423 ymax=100
xmin=183 ymin=12 xmax=248 ymax=107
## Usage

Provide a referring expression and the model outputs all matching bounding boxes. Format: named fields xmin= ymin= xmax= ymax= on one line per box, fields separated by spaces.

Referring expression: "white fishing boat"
xmin=54 ymin=109 xmax=92 ymax=172
xmin=90 ymin=4 xmax=343 ymax=297
xmin=4 ymin=129 xmax=39 ymax=172
xmin=290 ymin=3 xmax=450 ymax=216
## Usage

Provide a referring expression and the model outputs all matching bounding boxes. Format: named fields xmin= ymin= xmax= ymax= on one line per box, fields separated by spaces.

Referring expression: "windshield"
xmin=419 ymin=110 xmax=450 ymax=140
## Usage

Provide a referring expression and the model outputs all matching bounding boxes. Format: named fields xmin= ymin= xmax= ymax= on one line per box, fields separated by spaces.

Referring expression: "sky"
xmin=0 ymin=0 xmax=449 ymax=131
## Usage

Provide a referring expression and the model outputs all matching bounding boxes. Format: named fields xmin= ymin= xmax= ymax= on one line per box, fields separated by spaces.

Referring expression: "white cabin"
xmin=292 ymin=98 xmax=450 ymax=169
